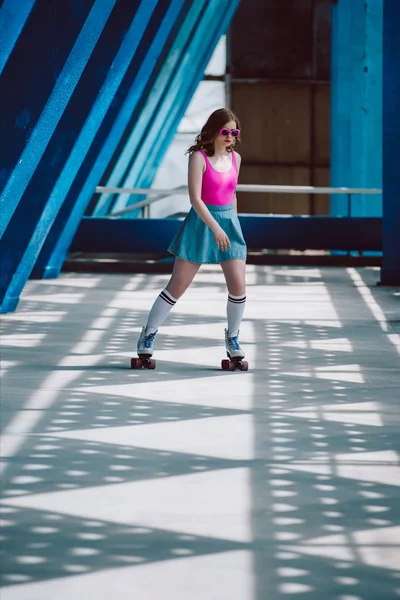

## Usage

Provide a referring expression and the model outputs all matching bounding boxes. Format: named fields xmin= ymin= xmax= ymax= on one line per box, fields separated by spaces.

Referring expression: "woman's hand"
xmin=212 ymin=225 xmax=231 ymax=251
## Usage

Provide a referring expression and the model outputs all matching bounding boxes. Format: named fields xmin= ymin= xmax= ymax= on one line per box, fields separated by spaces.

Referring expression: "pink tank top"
xmin=198 ymin=149 xmax=238 ymax=206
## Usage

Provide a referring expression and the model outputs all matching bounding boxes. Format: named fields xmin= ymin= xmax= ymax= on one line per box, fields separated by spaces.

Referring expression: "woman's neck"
xmin=214 ymin=145 xmax=229 ymax=158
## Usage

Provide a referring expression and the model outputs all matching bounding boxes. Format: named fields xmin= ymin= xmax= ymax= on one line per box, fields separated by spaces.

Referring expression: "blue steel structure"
xmin=32 ymin=0 xmax=188 ymax=277
xmin=94 ymin=0 xmax=211 ymax=217
xmin=70 ymin=215 xmax=381 ymax=255
xmin=0 ymin=0 xmax=399 ymax=314
xmin=0 ymin=0 xmax=240 ymax=313
xmin=330 ymin=0 xmax=383 ymax=217
xmin=0 ymin=0 xmax=36 ymax=75
xmin=381 ymin=0 xmax=400 ymax=285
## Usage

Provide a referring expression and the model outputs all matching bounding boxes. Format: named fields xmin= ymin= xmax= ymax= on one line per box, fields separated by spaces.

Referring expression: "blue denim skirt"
xmin=168 ymin=203 xmax=247 ymax=264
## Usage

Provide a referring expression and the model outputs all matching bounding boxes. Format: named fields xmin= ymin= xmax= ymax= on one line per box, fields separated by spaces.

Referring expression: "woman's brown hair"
xmin=186 ymin=108 xmax=241 ymax=156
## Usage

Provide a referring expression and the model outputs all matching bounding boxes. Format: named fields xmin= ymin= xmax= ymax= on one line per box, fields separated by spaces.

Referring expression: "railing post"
xmin=347 ymin=193 xmax=351 ymax=256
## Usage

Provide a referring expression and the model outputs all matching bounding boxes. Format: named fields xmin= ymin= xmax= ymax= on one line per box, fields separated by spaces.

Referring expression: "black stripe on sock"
xmin=160 ymin=291 xmax=176 ymax=306
xmin=228 ymin=295 xmax=246 ymax=304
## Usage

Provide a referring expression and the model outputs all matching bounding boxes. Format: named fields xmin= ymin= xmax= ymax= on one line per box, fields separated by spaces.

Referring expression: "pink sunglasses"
xmin=218 ymin=128 xmax=240 ymax=138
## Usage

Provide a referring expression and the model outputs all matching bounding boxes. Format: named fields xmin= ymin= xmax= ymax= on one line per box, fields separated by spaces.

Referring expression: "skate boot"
xmin=221 ymin=328 xmax=248 ymax=371
xmin=131 ymin=327 xmax=157 ymax=370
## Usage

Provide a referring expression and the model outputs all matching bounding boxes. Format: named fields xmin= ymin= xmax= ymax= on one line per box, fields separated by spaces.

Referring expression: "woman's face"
xmin=214 ymin=119 xmax=238 ymax=151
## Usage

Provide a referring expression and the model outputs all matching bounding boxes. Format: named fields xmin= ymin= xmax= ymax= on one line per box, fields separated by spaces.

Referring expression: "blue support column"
xmin=330 ymin=0 xmax=352 ymax=216
xmin=380 ymin=0 xmax=400 ymax=285
xmin=330 ymin=0 xmax=382 ymax=217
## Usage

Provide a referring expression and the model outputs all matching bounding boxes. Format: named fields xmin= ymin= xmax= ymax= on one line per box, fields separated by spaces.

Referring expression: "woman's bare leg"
xmin=166 ymin=257 xmax=201 ymax=299
xmin=220 ymin=259 xmax=246 ymax=296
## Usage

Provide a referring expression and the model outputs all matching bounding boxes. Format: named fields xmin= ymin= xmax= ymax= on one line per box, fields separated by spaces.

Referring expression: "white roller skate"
xmin=131 ymin=327 xmax=157 ymax=370
xmin=221 ymin=328 xmax=248 ymax=371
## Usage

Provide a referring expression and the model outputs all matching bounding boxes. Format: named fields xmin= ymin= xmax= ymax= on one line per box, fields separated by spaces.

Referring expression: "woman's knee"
xmin=166 ymin=259 xmax=200 ymax=298
xmin=228 ymin=282 xmax=246 ymax=296
xmin=226 ymin=268 xmax=246 ymax=296
xmin=165 ymin=281 xmax=187 ymax=299
xmin=166 ymin=270 xmax=196 ymax=298
xmin=222 ymin=260 xmax=246 ymax=295
xmin=224 ymin=270 xmax=245 ymax=295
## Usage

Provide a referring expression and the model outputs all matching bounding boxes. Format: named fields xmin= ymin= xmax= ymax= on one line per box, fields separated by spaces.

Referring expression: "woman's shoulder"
xmin=189 ymin=149 xmax=206 ymax=164
xmin=188 ymin=149 xmax=206 ymax=171
xmin=191 ymin=148 xmax=206 ymax=157
xmin=233 ymin=150 xmax=241 ymax=168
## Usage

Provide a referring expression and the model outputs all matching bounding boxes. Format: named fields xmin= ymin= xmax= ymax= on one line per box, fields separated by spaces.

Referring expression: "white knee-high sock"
xmin=146 ymin=289 xmax=177 ymax=332
xmin=227 ymin=293 xmax=246 ymax=335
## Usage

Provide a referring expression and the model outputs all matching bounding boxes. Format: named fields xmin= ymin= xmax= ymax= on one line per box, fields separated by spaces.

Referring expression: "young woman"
xmin=135 ymin=108 xmax=247 ymax=367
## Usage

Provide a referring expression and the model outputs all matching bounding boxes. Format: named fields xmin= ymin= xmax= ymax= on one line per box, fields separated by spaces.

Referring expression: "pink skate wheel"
xmin=131 ymin=357 xmax=142 ymax=369
xmin=241 ymin=361 xmax=249 ymax=371
xmin=221 ymin=359 xmax=230 ymax=370
xmin=148 ymin=359 xmax=156 ymax=370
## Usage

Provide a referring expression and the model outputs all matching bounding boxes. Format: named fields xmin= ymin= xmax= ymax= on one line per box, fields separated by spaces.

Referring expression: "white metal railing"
xmin=94 ymin=185 xmax=382 ymax=218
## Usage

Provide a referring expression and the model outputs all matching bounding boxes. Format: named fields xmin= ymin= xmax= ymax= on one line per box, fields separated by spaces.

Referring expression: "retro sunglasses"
xmin=218 ymin=128 xmax=240 ymax=138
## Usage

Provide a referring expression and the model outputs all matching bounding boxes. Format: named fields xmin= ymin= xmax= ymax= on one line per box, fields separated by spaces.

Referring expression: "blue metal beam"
xmin=93 ymin=0 xmax=207 ymax=216
xmin=135 ymin=0 xmax=241 ymax=200
xmin=32 ymin=0 xmax=187 ymax=279
xmin=0 ymin=0 xmax=116 ymax=238
xmin=70 ymin=216 xmax=382 ymax=254
xmin=330 ymin=0 xmax=382 ymax=217
xmin=0 ymin=0 xmax=242 ymax=312
xmin=380 ymin=0 xmax=400 ymax=285
xmin=111 ymin=0 xmax=240 ymax=216
xmin=0 ymin=0 xmax=36 ymax=76
xmin=330 ymin=0 xmax=351 ymax=216
xmin=0 ymin=0 xmax=158 ymax=312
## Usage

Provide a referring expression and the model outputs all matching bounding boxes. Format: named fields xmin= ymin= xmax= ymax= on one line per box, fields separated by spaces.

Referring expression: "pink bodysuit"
xmin=199 ymin=149 xmax=238 ymax=206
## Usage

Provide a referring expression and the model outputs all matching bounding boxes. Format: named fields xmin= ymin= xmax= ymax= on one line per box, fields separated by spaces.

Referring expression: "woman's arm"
xmin=233 ymin=193 xmax=238 ymax=212
xmin=233 ymin=151 xmax=242 ymax=213
xmin=188 ymin=152 xmax=231 ymax=250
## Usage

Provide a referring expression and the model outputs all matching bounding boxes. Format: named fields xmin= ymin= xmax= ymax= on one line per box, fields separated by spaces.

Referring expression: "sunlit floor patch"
xmin=4 ymin=468 xmax=252 ymax=543
xmin=75 ymin=375 xmax=255 ymax=410
xmin=49 ymin=413 xmax=254 ymax=460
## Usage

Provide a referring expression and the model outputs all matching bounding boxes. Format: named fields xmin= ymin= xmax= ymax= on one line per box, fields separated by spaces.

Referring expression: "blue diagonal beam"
xmin=93 ymin=0 xmax=207 ymax=216
xmin=112 ymin=0 xmax=240 ymax=216
xmin=0 ymin=0 xmax=116 ymax=239
xmin=0 ymin=0 xmax=36 ymax=75
xmin=0 ymin=1 xmax=97 ymax=197
xmin=0 ymin=0 xmax=158 ymax=312
xmin=135 ymin=0 xmax=241 ymax=198
xmin=33 ymin=0 xmax=187 ymax=279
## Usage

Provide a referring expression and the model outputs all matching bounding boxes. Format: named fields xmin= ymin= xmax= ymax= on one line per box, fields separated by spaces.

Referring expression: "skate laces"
xmin=228 ymin=335 xmax=240 ymax=350
xmin=143 ymin=332 xmax=156 ymax=348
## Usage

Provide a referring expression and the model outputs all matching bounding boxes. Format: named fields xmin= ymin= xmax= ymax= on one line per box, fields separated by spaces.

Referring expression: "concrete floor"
xmin=1 ymin=265 xmax=399 ymax=599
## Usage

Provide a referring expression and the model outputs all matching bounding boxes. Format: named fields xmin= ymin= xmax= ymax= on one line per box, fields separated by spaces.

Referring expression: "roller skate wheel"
xmin=221 ymin=359 xmax=230 ymax=370
xmin=147 ymin=359 xmax=156 ymax=370
xmin=131 ymin=357 xmax=142 ymax=369
xmin=241 ymin=361 xmax=249 ymax=371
